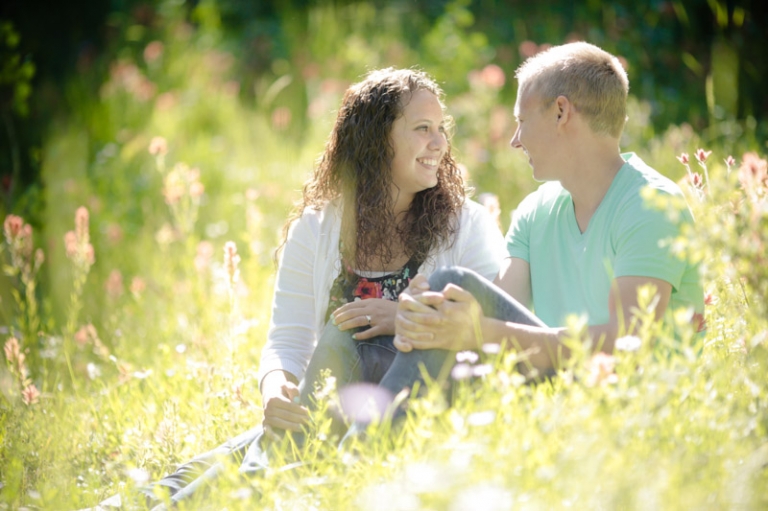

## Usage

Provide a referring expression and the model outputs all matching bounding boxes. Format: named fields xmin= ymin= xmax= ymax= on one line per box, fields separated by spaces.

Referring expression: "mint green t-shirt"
xmin=505 ymin=153 xmax=704 ymax=328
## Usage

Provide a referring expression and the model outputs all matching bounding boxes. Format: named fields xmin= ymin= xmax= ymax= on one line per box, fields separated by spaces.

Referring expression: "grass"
xmin=1 ymin=3 xmax=767 ymax=510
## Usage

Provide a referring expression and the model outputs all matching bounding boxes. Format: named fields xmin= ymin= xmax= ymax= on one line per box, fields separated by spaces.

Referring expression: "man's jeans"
xmin=137 ymin=266 xmax=544 ymax=505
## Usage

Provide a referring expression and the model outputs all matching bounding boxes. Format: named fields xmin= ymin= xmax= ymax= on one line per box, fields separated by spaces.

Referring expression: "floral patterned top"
xmin=325 ymin=256 xmax=422 ymax=322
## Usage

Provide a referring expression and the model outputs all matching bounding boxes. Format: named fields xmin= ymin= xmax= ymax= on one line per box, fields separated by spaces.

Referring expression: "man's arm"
xmin=494 ymin=257 xmax=532 ymax=309
xmin=395 ymin=273 xmax=672 ymax=371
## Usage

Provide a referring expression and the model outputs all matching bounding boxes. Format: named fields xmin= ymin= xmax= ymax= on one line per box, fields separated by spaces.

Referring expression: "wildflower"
xmin=455 ymin=350 xmax=479 ymax=364
xmin=676 ymin=152 xmax=689 ymax=165
xmin=451 ymin=363 xmax=473 ymax=380
xmin=690 ymin=172 xmax=704 ymax=190
xmin=518 ymin=40 xmax=540 ymax=58
xmin=74 ymin=324 xmax=98 ymax=347
xmin=105 ymin=269 xmax=123 ymax=299
xmin=480 ymin=64 xmax=505 ymax=89
xmin=130 ymin=276 xmax=146 ymax=296
xmin=65 ymin=207 xmax=95 ymax=267
xmin=4 ymin=337 xmax=26 ymax=377
xmin=695 ymin=148 xmax=712 ymax=164
xmin=143 ymin=41 xmax=164 ymax=63
xmin=3 ymin=214 xmax=23 ymax=241
xmin=148 ymin=136 xmax=168 ymax=157
xmin=725 ymin=155 xmax=736 ymax=169
xmin=64 ymin=231 xmax=78 ymax=258
xmin=194 ymin=241 xmax=214 ymax=272
xmin=21 ymin=384 xmax=40 ymax=405
xmin=472 ymin=364 xmax=493 ymax=377
xmin=467 ymin=410 xmax=496 ymax=427
xmin=245 ymin=188 xmax=259 ymax=201
xmin=106 ymin=223 xmax=123 ymax=244
xmin=614 ymin=335 xmax=642 ymax=352
xmin=586 ymin=352 xmax=618 ymax=386
xmin=189 ymin=181 xmax=205 ymax=198
xmin=738 ymin=152 xmax=768 ymax=191
xmin=223 ymin=241 xmax=241 ymax=287
xmin=271 ymin=107 xmax=292 ymax=131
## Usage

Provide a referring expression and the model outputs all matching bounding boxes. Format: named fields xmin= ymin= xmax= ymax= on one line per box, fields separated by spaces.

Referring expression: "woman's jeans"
xmin=139 ymin=266 xmax=544 ymax=505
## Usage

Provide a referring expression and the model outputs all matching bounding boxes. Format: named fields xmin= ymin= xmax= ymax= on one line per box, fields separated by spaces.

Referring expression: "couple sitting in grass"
xmin=91 ymin=42 xmax=703 ymax=509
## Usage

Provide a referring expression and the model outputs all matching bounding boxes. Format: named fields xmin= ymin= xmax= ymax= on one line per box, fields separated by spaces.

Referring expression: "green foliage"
xmin=0 ymin=2 xmax=767 ymax=509
xmin=0 ymin=21 xmax=35 ymax=118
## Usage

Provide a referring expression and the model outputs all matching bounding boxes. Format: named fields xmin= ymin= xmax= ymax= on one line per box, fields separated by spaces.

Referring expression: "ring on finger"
xmin=365 ymin=314 xmax=372 ymax=326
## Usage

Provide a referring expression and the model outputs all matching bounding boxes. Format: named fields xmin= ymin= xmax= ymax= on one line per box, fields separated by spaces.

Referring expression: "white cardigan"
xmin=257 ymin=199 xmax=507 ymax=385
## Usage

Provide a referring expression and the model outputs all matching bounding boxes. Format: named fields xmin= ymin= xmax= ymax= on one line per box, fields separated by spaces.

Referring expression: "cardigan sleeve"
xmin=257 ymin=209 xmax=320 ymax=388
xmin=454 ymin=200 xmax=508 ymax=280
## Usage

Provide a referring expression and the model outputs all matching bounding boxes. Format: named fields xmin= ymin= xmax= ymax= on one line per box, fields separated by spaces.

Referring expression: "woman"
xmin=97 ymin=68 xmax=506 ymax=508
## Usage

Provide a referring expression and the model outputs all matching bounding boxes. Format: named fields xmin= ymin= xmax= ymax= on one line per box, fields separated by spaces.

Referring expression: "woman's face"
xmin=389 ymin=89 xmax=448 ymax=206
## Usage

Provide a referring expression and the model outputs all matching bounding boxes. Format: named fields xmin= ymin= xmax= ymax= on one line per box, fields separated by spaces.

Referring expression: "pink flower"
xmin=143 ymin=41 xmax=164 ymax=63
xmin=518 ymin=40 xmax=539 ymax=58
xmin=738 ymin=152 xmax=768 ymax=190
xmin=724 ymin=155 xmax=736 ymax=168
xmin=3 ymin=214 xmax=23 ymax=241
xmin=75 ymin=207 xmax=89 ymax=243
xmin=105 ymin=269 xmax=124 ymax=299
xmin=148 ymin=136 xmax=168 ymax=156
xmin=64 ymin=231 xmax=78 ymax=258
xmin=130 ymin=276 xmax=146 ymax=296
xmin=694 ymin=148 xmax=712 ymax=164
xmin=4 ymin=337 xmax=23 ymax=369
xmin=271 ymin=107 xmax=292 ymax=131
xmin=21 ymin=384 xmax=40 ymax=405
xmin=480 ymin=64 xmax=506 ymax=89
xmin=194 ymin=241 xmax=214 ymax=272
xmin=189 ymin=181 xmax=205 ymax=198
xmin=586 ymin=352 xmax=618 ymax=386
xmin=223 ymin=241 xmax=241 ymax=285
xmin=676 ymin=152 xmax=689 ymax=165
xmin=690 ymin=172 xmax=704 ymax=189
xmin=74 ymin=324 xmax=99 ymax=347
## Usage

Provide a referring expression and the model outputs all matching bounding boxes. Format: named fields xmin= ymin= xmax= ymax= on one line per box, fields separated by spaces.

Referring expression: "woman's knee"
xmin=316 ymin=322 xmax=356 ymax=352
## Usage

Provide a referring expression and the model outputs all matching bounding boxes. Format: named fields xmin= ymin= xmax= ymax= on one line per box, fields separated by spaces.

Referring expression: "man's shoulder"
xmin=521 ymin=181 xmax=569 ymax=209
xmin=621 ymin=153 xmax=685 ymax=198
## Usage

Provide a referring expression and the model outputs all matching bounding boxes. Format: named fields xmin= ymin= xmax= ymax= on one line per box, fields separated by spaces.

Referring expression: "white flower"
xmin=615 ymin=335 xmax=642 ymax=352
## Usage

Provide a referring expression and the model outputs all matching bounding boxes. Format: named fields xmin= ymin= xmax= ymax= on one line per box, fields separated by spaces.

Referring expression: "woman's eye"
xmin=417 ymin=126 xmax=428 ymax=131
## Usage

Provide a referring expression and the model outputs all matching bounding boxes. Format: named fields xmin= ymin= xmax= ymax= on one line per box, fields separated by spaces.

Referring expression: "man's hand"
xmin=331 ymin=298 xmax=397 ymax=340
xmin=260 ymin=370 xmax=309 ymax=433
xmin=395 ymin=282 xmax=485 ymax=353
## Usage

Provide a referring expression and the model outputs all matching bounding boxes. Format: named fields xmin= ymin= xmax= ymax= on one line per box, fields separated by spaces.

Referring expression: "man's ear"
xmin=554 ymin=95 xmax=572 ymax=124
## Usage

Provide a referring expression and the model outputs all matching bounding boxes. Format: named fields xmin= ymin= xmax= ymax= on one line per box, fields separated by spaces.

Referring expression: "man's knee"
xmin=428 ymin=266 xmax=480 ymax=292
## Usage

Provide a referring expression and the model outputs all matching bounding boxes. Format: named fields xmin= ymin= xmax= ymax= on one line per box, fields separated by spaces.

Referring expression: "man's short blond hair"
xmin=516 ymin=42 xmax=629 ymax=138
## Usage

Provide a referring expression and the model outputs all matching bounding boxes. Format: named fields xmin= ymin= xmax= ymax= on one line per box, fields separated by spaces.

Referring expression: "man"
xmin=394 ymin=42 xmax=704 ymax=371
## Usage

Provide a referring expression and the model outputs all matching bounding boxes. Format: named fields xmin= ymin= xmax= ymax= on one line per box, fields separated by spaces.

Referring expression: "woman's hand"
xmin=260 ymin=370 xmax=309 ymax=433
xmin=331 ymin=298 xmax=398 ymax=340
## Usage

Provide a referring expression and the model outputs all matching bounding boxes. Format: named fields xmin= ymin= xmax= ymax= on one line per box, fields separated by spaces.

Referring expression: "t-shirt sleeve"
xmin=505 ymin=192 xmax=536 ymax=262
xmin=612 ymin=191 xmax=690 ymax=290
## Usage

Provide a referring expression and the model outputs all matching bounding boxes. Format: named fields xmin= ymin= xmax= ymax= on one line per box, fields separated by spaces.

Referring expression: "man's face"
xmin=510 ymin=89 xmax=560 ymax=182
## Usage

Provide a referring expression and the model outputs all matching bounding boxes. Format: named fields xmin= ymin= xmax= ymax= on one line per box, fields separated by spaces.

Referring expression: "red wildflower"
xmin=676 ymin=153 xmax=689 ymax=165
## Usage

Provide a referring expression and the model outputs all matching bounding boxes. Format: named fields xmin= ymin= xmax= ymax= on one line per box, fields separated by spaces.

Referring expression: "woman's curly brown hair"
xmin=281 ymin=67 xmax=465 ymax=271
